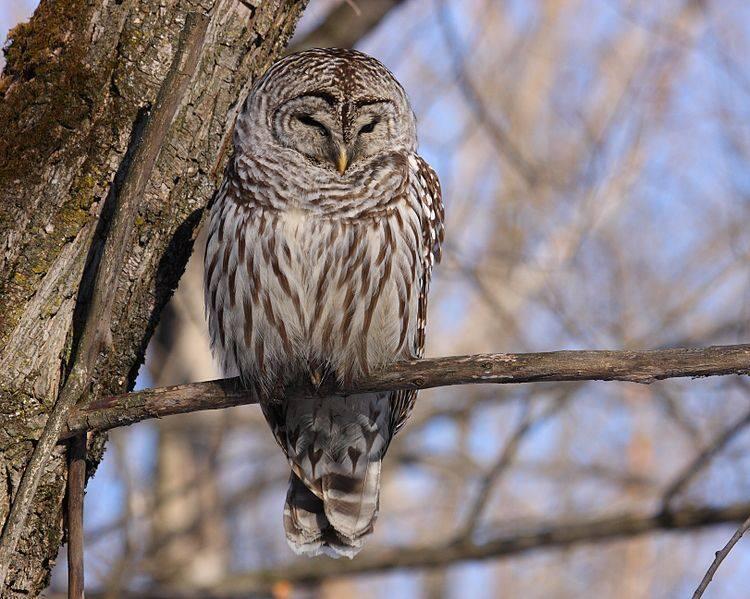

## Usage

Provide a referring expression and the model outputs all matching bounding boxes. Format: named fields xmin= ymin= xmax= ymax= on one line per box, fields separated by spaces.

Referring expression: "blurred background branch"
xmin=216 ymin=500 xmax=750 ymax=591
xmin=290 ymin=0 xmax=406 ymax=52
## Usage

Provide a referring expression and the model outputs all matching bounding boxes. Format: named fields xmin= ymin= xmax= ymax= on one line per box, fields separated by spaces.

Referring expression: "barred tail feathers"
xmin=280 ymin=393 xmax=390 ymax=558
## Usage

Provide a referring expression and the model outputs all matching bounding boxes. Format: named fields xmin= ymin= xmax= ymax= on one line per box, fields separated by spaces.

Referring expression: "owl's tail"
xmin=283 ymin=462 xmax=382 ymax=558
xmin=279 ymin=393 xmax=390 ymax=558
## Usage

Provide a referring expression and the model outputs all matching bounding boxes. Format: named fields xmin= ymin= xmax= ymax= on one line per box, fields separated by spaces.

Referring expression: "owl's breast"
xmin=205 ymin=195 xmax=425 ymax=390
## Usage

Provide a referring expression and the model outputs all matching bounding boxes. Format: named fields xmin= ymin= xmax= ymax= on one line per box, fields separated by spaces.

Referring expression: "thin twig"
xmin=692 ymin=514 xmax=750 ymax=599
xmin=61 ymin=344 xmax=750 ymax=439
xmin=66 ymin=435 xmax=86 ymax=599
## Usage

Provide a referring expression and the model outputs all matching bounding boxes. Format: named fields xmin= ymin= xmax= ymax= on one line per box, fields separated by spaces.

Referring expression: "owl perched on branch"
xmin=204 ymin=48 xmax=444 ymax=558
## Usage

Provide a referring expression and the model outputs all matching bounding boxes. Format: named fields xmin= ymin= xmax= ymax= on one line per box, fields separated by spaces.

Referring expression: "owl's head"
xmin=236 ymin=48 xmax=417 ymax=176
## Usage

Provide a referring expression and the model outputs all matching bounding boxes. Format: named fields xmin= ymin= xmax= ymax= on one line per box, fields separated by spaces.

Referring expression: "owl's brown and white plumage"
xmin=204 ymin=48 xmax=444 ymax=557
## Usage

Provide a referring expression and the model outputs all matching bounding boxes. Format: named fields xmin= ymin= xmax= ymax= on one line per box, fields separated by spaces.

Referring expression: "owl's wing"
xmin=390 ymin=153 xmax=445 ymax=435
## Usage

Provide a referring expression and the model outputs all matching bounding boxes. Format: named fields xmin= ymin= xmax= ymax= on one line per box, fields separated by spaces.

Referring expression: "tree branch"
xmin=66 ymin=434 xmax=87 ymax=599
xmin=215 ymin=502 xmax=750 ymax=589
xmin=693 ymin=513 xmax=750 ymax=599
xmin=63 ymin=344 xmax=750 ymax=439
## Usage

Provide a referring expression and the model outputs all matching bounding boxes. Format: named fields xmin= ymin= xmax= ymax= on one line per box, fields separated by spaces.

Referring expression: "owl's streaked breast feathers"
xmin=204 ymin=48 xmax=443 ymax=558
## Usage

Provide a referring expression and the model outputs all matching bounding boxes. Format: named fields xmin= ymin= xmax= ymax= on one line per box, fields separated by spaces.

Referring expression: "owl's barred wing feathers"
xmin=204 ymin=48 xmax=444 ymax=559
xmin=390 ymin=154 xmax=445 ymax=434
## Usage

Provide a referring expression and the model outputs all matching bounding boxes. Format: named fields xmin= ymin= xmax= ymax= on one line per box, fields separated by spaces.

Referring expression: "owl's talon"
xmin=310 ymin=369 xmax=323 ymax=389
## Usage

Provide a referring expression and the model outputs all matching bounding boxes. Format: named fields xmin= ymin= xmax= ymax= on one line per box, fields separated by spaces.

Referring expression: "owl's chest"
xmin=275 ymin=209 xmax=331 ymax=283
xmin=240 ymin=202 xmax=422 ymax=379
xmin=263 ymin=209 xmax=386 ymax=322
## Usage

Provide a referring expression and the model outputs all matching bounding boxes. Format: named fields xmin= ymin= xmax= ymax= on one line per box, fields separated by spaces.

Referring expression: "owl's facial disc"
xmin=272 ymin=93 xmax=400 ymax=175
xmin=272 ymin=95 xmax=340 ymax=170
xmin=342 ymin=101 xmax=395 ymax=169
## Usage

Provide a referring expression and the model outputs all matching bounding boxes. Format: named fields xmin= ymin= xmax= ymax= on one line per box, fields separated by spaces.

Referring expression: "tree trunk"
xmin=0 ymin=0 xmax=307 ymax=596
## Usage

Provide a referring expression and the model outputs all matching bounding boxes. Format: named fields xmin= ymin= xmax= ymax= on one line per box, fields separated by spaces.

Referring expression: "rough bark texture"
xmin=0 ymin=0 xmax=307 ymax=595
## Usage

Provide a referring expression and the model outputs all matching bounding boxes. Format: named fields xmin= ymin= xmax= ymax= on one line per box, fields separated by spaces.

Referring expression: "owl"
xmin=204 ymin=48 xmax=444 ymax=558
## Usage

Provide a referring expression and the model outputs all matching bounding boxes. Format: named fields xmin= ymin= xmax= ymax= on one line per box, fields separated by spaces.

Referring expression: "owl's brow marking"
xmin=299 ymin=90 xmax=338 ymax=106
xmin=354 ymin=97 xmax=391 ymax=108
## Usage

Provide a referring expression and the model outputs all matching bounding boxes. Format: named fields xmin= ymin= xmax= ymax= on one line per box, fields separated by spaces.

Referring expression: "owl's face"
xmin=272 ymin=91 xmax=401 ymax=174
xmin=237 ymin=49 xmax=417 ymax=177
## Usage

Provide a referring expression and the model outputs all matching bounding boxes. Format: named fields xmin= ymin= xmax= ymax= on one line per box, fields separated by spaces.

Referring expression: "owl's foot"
xmin=309 ymin=368 xmax=323 ymax=390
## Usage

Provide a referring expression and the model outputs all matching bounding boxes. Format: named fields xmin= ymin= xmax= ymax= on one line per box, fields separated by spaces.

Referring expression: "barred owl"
xmin=204 ymin=48 xmax=444 ymax=558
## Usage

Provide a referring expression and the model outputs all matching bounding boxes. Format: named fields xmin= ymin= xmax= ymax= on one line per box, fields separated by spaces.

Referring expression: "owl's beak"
xmin=336 ymin=146 xmax=348 ymax=175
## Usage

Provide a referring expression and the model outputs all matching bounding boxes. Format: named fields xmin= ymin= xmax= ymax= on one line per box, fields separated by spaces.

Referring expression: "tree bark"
xmin=0 ymin=1 xmax=308 ymax=596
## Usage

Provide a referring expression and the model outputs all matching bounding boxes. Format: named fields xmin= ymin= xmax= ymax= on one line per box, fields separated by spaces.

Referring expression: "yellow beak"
xmin=336 ymin=147 xmax=348 ymax=175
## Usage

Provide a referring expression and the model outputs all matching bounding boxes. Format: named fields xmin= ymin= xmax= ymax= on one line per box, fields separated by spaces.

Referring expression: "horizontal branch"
xmin=62 ymin=344 xmax=750 ymax=439
xmin=217 ymin=502 xmax=750 ymax=589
